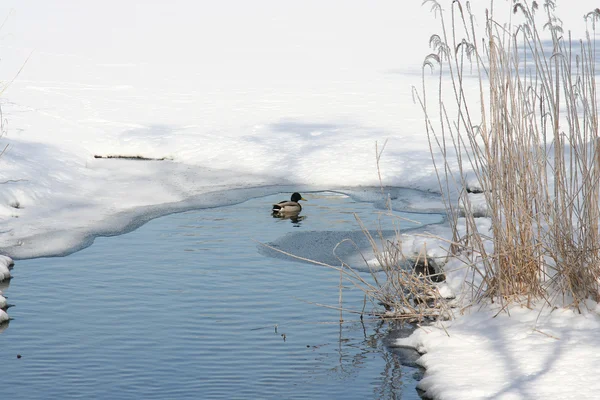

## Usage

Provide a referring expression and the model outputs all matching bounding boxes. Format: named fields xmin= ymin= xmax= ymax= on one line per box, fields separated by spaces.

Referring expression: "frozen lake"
xmin=0 ymin=191 xmax=444 ymax=399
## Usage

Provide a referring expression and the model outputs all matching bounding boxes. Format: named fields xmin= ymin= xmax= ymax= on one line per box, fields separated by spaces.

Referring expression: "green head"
xmin=291 ymin=192 xmax=307 ymax=202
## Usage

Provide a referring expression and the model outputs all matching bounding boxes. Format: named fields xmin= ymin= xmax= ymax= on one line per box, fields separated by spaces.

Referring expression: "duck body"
xmin=272 ymin=192 xmax=307 ymax=214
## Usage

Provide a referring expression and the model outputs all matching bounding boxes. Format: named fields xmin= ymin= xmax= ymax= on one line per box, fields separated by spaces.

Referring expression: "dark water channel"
xmin=0 ymin=191 xmax=443 ymax=399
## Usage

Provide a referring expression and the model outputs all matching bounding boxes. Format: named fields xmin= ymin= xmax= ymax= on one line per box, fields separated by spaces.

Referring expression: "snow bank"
xmin=0 ymin=255 xmax=12 ymax=281
xmin=396 ymin=303 xmax=600 ymax=400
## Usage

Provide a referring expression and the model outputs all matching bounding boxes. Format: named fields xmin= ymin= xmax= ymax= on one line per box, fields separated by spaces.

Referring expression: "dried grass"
xmin=415 ymin=0 xmax=600 ymax=310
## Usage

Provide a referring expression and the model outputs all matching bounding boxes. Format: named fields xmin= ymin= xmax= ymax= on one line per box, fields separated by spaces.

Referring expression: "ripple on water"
xmin=0 ymin=190 xmax=437 ymax=399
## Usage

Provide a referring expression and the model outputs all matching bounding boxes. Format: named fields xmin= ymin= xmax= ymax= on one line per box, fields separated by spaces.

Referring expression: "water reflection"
xmin=274 ymin=317 xmax=426 ymax=399
xmin=312 ymin=319 xmax=423 ymax=399
xmin=0 ymin=267 xmax=12 ymax=334
xmin=271 ymin=211 xmax=306 ymax=226
xmin=0 ymin=319 xmax=9 ymax=334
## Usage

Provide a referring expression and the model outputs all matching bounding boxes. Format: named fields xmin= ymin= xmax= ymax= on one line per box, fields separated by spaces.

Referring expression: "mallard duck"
xmin=272 ymin=192 xmax=307 ymax=213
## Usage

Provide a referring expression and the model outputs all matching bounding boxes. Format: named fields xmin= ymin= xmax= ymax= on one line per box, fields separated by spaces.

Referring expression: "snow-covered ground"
xmin=0 ymin=1 xmax=599 ymax=399
xmin=0 ymin=0 xmax=442 ymax=258
xmin=397 ymin=301 xmax=600 ymax=399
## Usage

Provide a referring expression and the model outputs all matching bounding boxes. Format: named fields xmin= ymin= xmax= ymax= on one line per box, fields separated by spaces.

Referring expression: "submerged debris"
xmin=412 ymin=257 xmax=446 ymax=283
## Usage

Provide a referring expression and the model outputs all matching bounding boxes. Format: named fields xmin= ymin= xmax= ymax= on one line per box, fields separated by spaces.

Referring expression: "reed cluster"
xmin=416 ymin=0 xmax=600 ymax=309
xmin=339 ymin=211 xmax=452 ymax=322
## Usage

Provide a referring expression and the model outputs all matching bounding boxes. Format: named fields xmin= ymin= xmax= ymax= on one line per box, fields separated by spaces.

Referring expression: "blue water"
xmin=0 ymin=191 xmax=443 ymax=399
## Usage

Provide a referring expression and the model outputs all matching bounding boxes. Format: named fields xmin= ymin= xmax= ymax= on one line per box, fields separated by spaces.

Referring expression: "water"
xmin=0 ymin=191 xmax=443 ymax=399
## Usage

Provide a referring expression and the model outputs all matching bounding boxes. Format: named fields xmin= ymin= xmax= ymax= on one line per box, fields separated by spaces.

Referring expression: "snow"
xmin=0 ymin=0 xmax=443 ymax=259
xmin=396 ymin=303 xmax=600 ymax=399
xmin=0 ymin=255 xmax=11 ymax=281
xmin=0 ymin=0 xmax=598 ymax=399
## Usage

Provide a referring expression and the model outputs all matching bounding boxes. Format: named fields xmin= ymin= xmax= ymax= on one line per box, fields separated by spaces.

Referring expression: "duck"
xmin=272 ymin=192 xmax=307 ymax=214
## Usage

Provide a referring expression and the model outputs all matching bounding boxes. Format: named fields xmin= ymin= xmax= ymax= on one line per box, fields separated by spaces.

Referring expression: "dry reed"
xmin=416 ymin=0 xmax=600 ymax=309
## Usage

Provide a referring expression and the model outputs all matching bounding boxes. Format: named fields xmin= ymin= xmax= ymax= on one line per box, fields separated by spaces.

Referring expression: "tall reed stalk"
xmin=416 ymin=0 xmax=600 ymax=309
